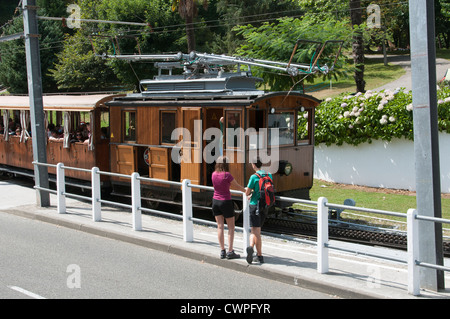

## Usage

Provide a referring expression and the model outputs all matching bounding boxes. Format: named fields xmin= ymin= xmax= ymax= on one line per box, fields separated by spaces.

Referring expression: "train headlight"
xmin=284 ymin=163 xmax=293 ymax=176
xmin=278 ymin=160 xmax=292 ymax=176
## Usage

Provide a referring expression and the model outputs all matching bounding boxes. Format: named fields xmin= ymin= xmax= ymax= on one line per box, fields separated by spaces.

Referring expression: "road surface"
xmin=0 ymin=212 xmax=335 ymax=301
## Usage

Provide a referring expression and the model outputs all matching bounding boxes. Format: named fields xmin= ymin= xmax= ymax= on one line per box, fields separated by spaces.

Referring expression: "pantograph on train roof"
xmin=100 ymin=39 xmax=343 ymax=97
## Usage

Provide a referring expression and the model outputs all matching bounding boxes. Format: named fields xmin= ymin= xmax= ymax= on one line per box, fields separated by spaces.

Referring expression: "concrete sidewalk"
xmin=1 ymin=178 xmax=449 ymax=299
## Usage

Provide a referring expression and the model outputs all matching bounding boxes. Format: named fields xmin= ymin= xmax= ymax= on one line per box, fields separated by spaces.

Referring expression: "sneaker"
xmin=246 ymin=246 xmax=254 ymax=264
xmin=220 ymin=249 xmax=226 ymax=259
xmin=226 ymin=250 xmax=240 ymax=259
xmin=254 ymin=255 xmax=264 ymax=264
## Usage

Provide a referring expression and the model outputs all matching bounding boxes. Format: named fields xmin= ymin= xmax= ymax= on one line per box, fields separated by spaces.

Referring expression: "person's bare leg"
xmin=215 ymin=215 xmax=225 ymax=250
xmin=225 ymin=217 xmax=235 ymax=252
xmin=253 ymin=227 xmax=262 ymax=256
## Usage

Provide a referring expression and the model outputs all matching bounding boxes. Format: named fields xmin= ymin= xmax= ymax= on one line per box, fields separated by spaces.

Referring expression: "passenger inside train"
xmin=49 ymin=129 xmax=63 ymax=142
xmin=71 ymin=131 xmax=85 ymax=143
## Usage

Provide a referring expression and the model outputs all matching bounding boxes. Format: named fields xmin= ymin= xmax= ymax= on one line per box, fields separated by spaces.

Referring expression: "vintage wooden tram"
xmin=0 ymin=47 xmax=339 ymax=210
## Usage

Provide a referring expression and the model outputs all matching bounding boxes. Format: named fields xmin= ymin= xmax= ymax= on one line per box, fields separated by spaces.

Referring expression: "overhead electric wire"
xmin=37 ymin=16 xmax=151 ymax=27
xmin=0 ymin=0 xmax=410 ymax=60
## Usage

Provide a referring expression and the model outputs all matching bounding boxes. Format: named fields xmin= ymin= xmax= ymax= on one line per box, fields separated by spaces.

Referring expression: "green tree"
xmin=296 ymin=0 xmax=349 ymax=20
xmin=0 ymin=0 xmax=66 ymax=93
xmin=49 ymin=33 xmax=120 ymax=91
xmin=437 ymin=0 xmax=450 ymax=48
xmin=211 ymin=0 xmax=300 ymax=54
xmin=171 ymin=0 xmax=208 ymax=52
xmin=234 ymin=15 xmax=352 ymax=91
xmin=350 ymin=0 xmax=365 ymax=93
xmin=50 ymin=0 xmax=180 ymax=91
xmin=0 ymin=0 xmax=19 ymax=25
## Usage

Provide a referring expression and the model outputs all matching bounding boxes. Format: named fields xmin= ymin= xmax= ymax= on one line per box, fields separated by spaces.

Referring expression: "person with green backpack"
xmin=244 ymin=157 xmax=274 ymax=264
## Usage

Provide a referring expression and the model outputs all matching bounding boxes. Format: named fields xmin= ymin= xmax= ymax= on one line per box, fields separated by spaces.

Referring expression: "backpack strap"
xmin=254 ymin=172 xmax=266 ymax=179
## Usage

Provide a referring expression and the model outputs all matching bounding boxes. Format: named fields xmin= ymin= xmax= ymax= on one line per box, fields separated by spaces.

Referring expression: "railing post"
xmin=407 ymin=208 xmax=420 ymax=295
xmin=242 ymin=191 xmax=250 ymax=253
xmin=317 ymin=197 xmax=329 ymax=274
xmin=91 ymin=167 xmax=101 ymax=222
xmin=131 ymin=172 xmax=142 ymax=231
xmin=182 ymin=179 xmax=194 ymax=242
xmin=56 ymin=162 xmax=66 ymax=214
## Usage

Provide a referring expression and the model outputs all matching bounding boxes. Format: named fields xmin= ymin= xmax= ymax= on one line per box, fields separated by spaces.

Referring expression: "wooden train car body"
xmin=0 ymin=51 xmax=323 ymax=209
xmin=106 ymin=70 xmax=320 ymax=206
xmin=0 ymin=94 xmax=119 ymax=183
xmin=107 ymin=92 xmax=318 ymax=205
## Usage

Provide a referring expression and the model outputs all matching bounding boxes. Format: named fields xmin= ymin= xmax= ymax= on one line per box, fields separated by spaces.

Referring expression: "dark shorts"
xmin=249 ymin=204 xmax=267 ymax=228
xmin=212 ymin=199 xmax=235 ymax=219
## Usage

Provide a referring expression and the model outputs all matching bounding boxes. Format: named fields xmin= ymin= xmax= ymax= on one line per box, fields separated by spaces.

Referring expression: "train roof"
xmin=105 ymin=90 xmax=321 ymax=108
xmin=0 ymin=94 xmax=124 ymax=111
xmin=0 ymin=91 xmax=320 ymax=111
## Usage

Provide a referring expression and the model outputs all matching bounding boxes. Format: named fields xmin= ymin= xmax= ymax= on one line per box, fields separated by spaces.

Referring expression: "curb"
xmin=3 ymin=207 xmax=378 ymax=299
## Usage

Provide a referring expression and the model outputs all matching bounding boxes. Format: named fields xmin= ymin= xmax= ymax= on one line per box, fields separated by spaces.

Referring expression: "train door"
xmin=204 ymin=108 xmax=223 ymax=186
xmin=223 ymin=108 xmax=245 ymax=186
xmin=116 ymin=145 xmax=136 ymax=176
xmin=180 ymin=107 xmax=202 ymax=185
xmin=115 ymin=109 xmax=137 ymax=176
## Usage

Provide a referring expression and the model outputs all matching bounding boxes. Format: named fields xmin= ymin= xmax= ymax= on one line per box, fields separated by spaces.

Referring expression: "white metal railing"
xmin=33 ymin=161 xmax=251 ymax=252
xmin=316 ymin=197 xmax=408 ymax=274
xmin=31 ymin=162 xmax=448 ymax=296
xmin=407 ymin=209 xmax=450 ymax=295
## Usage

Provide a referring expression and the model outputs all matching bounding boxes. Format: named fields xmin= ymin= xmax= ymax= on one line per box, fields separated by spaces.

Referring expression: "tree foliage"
xmin=0 ymin=0 xmax=66 ymax=93
xmin=171 ymin=0 xmax=209 ymax=52
xmin=210 ymin=0 xmax=300 ymax=54
xmin=0 ymin=0 xmax=449 ymax=93
xmin=314 ymin=86 xmax=450 ymax=146
xmin=49 ymin=0 xmax=181 ymax=91
xmin=48 ymin=33 xmax=119 ymax=91
xmin=234 ymin=16 xmax=353 ymax=91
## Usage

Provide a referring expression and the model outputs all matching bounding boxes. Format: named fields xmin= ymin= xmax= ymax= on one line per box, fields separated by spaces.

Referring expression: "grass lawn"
xmin=302 ymin=50 xmax=450 ymax=232
xmin=305 ymin=55 xmax=406 ymax=100
xmin=308 ymin=179 xmax=450 ymax=233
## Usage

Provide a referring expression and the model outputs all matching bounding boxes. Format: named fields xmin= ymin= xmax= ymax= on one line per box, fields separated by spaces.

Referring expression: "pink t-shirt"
xmin=212 ymin=171 xmax=234 ymax=201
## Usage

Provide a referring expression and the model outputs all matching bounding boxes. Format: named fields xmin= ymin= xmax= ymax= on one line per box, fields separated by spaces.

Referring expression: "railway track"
xmin=262 ymin=210 xmax=450 ymax=258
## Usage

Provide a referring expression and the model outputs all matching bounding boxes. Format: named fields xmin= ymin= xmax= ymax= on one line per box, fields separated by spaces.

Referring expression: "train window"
xmin=160 ymin=111 xmax=176 ymax=144
xmin=268 ymin=111 xmax=294 ymax=146
xmin=79 ymin=111 xmax=90 ymax=125
xmin=100 ymin=111 xmax=110 ymax=139
xmin=225 ymin=111 xmax=241 ymax=148
xmin=123 ymin=110 xmax=136 ymax=142
xmin=297 ymin=108 xmax=311 ymax=145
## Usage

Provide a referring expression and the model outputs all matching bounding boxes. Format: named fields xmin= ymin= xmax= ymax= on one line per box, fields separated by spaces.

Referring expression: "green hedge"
xmin=312 ymin=84 xmax=450 ymax=146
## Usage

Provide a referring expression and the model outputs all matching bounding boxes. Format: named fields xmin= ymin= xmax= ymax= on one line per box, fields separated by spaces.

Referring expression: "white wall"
xmin=314 ymin=132 xmax=450 ymax=193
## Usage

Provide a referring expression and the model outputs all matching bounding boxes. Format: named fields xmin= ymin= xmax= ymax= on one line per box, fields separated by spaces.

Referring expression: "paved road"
xmin=0 ymin=212 xmax=334 ymax=301
xmin=371 ymin=55 xmax=450 ymax=92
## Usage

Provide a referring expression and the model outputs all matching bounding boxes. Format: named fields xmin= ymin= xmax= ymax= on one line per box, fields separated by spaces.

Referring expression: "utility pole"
xmin=23 ymin=0 xmax=50 ymax=206
xmin=409 ymin=0 xmax=444 ymax=291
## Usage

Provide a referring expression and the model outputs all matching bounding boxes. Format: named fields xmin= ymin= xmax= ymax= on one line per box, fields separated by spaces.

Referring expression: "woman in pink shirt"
xmin=212 ymin=156 xmax=245 ymax=259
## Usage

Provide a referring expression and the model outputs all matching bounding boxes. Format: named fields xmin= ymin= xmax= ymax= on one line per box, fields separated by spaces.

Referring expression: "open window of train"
xmin=1 ymin=109 xmax=21 ymax=142
xmin=247 ymin=109 xmax=265 ymax=150
xmin=297 ymin=107 xmax=312 ymax=145
xmin=224 ymin=110 xmax=242 ymax=149
xmin=268 ymin=111 xmax=295 ymax=146
xmin=160 ymin=110 xmax=177 ymax=144
xmin=46 ymin=110 xmax=66 ymax=144
xmin=123 ymin=110 xmax=136 ymax=142
xmin=100 ymin=110 xmax=110 ymax=139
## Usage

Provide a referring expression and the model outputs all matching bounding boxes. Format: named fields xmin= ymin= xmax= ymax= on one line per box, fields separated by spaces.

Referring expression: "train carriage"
xmin=0 ymin=94 xmax=121 ymax=183
xmin=0 ymin=44 xmax=341 ymax=210
xmin=106 ymin=89 xmax=319 ymax=208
